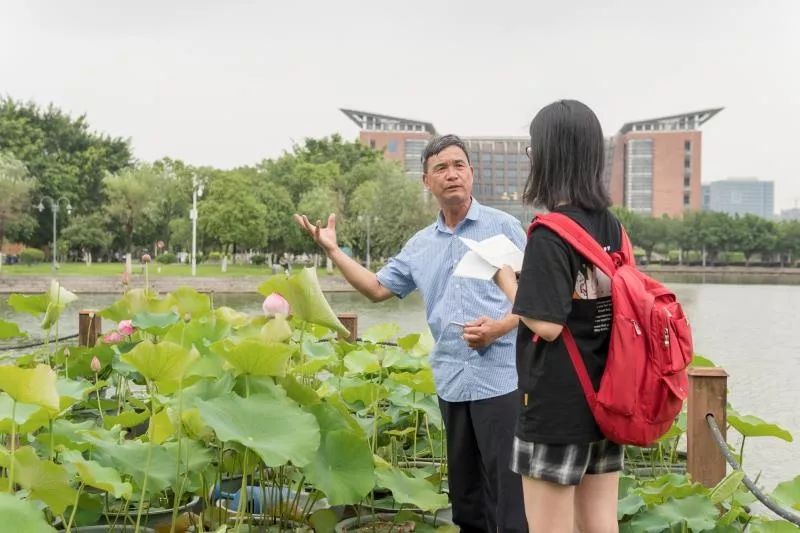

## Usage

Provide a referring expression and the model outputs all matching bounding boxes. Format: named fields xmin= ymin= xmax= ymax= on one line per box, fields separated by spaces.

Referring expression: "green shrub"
xmin=208 ymin=251 xmax=222 ymax=262
xmin=19 ymin=248 xmax=45 ymax=265
xmin=156 ymin=252 xmax=177 ymax=264
xmin=250 ymin=254 xmax=266 ymax=266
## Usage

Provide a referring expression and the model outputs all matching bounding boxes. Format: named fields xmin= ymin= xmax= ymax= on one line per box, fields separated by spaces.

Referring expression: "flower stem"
xmin=134 ymin=380 xmax=155 ymax=533
xmin=64 ymin=482 xmax=84 ymax=533
xmin=8 ymin=401 xmax=16 ymax=492
xmin=95 ymin=373 xmax=105 ymax=424
xmin=169 ymin=379 xmax=186 ymax=533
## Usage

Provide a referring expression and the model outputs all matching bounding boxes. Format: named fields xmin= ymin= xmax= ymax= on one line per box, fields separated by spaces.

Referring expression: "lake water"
xmin=1 ymin=283 xmax=798 ymax=492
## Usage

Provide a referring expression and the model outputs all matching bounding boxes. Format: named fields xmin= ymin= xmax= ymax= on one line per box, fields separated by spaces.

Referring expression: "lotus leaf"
xmin=210 ymin=337 xmax=295 ymax=377
xmin=629 ymin=494 xmax=719 ymax=532
xmin=61 ymin=450 xmax=132 ymax=499
xmin=13 ymin=446 xmax=77 ymax=515
xmin=0 ymin=364 xmax=60 ymax=411
xmin=375 ymin=465 xmax=448 ymax=512
xmin=0 ymin=319 xmax=25 ymax=339
xmin=196 ymin=392 xmax=320 ymax=467
xmin=728 ymin=410 xmax=793 ymax=441
xmin=0 ymin=493 xmax=56 ymax=533
xmin=257 ymin=268 xmax=349 ymax=336
xmin=122 ymin=340 xmax=197 ymax=383
xmin=361 ymin=323 xmax=401 ymax=344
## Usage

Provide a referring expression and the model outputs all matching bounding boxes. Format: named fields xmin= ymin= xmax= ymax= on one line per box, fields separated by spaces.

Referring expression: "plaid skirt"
xmin=510 ymin=436 xmax=624 ymax=486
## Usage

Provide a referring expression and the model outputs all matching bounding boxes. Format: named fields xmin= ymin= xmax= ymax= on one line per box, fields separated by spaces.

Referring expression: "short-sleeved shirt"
xmin=512 ymin=206 xmax=621 ymax=444
xmin=376 ymin=198 xmax=527 ymax=402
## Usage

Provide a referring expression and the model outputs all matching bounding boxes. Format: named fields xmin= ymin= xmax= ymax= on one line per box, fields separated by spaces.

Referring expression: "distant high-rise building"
xmin=702 ymin=184 xmax=711 ymax=211
xmin=704 ymin=178 xmax=775 ymax=219
xmin=779 ymin=208 xmax=800 ymax=221
xmin=606 ymin=108 xmax=723 ymax=218
xmin=462 ymin=137 xmax=536 ymax=223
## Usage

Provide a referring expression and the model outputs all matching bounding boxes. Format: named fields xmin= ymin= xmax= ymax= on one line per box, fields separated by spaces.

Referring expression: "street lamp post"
xmin=37 ymin=196 xmax=72 ymax=271
xmin=190 ymin=174 xmax=204 ymax=277
xmin=358 ymin=215 xmax=379 ymax=271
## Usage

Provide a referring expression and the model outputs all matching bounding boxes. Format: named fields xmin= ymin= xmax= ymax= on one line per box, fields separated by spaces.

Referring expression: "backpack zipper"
xmin=631 ymin=320 xmax=642 ymax=335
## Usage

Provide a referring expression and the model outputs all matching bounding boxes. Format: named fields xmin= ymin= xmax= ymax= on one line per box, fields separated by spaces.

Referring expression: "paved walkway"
xmin=0 ymin=274 xmax=356 ymax=294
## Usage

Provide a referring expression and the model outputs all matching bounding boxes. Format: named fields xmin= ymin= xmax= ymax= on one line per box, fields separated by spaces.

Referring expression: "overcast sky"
xmin=2 ymin=0 xmax=798 ymax=211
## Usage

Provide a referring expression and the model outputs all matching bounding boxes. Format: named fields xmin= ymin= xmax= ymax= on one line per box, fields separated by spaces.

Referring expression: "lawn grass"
xmin=0 ymin=262 xmax=336 ymax=278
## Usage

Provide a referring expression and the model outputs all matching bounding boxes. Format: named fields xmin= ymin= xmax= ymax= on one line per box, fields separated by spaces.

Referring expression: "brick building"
xmin=343 ymin=107 xmax=722 ymax=222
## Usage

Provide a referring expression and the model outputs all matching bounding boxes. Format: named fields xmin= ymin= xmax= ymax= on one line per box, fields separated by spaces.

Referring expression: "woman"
xmin=494 ymin=99 xmax=622 ymax=533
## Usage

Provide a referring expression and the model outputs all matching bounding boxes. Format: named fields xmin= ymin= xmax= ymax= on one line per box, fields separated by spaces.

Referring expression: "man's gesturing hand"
xmin=293 ymin=213 xmax=339 ymax=254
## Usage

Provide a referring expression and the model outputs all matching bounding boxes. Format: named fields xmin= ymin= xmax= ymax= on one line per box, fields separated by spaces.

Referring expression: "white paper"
xmin=453 ymin=234 xmax=524 ymax=280
xmin=453 ymin=250 xmax=498 ymax=280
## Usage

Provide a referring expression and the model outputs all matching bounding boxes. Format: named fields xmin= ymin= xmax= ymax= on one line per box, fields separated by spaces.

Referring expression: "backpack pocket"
xmin=654 ymin=301 xmax=693 ymax=374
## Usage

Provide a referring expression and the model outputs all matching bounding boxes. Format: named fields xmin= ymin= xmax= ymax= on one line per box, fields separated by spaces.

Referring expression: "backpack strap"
xmin=529 ymin=213 xmax=620 ymax=278
xmin=561 ymin=327 xmax=599 ymax=406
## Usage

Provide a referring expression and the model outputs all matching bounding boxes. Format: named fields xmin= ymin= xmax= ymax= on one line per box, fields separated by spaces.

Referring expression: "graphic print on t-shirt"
xmin=572 ymin=257 xmax=612 ymax=334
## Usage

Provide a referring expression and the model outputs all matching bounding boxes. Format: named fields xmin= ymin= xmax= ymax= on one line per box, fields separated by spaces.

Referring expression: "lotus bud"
xmin=64 ymin=348 xmax=70 ymax=358
xmin=262 ymin=293 xmax=290 ymax=317
xmin=90 ymin=356 xmax=102 ymax=373
xmin=118 ymin=319 xmax=135 ymax=336
xmin=142 ymin=253 xmax=152 ymax=263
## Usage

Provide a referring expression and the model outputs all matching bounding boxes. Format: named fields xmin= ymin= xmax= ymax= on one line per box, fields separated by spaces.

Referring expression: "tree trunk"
xmin=702 ymin=246 xmax=707 ymax=268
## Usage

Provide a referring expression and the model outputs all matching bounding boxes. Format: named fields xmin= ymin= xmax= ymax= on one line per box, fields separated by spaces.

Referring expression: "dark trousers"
xmin=438 ymin=390 xmax=528 ymax=533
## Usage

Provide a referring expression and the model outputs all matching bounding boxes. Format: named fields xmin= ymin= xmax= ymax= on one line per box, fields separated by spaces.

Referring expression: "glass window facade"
xmin=404 ymin=139 xmax=427 ymax=176
xmin=624 ymin=139 xmax=653 ymax=215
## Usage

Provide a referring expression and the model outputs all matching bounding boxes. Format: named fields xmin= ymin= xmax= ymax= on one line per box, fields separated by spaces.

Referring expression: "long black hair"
xmin=522 ymin=99 xmax=611 ymax=211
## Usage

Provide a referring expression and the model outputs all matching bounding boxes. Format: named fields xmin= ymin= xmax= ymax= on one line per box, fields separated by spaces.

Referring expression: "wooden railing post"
xmin=687 ymin=367 xmax=729 ymax=487
xmin=78 ymin=310 xmax=102 ymax=347
xmin=337 ymin=313 xmax=358 ymax=343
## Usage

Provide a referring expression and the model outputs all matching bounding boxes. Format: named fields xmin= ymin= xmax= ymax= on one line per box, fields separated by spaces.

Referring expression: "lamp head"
xmin=36 ymin=201 xmax=44 ymax=212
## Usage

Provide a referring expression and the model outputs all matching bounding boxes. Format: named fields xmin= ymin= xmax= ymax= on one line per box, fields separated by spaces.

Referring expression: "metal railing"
xmin=706 ymin=414 xmax=800 ymax=526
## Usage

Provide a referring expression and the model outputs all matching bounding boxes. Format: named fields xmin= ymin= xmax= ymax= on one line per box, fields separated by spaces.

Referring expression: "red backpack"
xmin=529 ymin=213 xmax=693 ymax=446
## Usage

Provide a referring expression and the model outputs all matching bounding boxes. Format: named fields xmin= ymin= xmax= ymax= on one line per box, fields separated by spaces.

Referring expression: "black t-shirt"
xmin=512 ymin=206 xmax=622 ymax=444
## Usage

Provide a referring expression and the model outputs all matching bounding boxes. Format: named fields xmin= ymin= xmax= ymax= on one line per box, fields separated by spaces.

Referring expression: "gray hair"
xmin=421 ymin=134 xmax=470 ymax=174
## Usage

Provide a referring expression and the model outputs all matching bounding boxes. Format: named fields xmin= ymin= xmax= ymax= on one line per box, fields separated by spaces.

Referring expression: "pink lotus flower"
xmin=262 ymin=293 xmax=290 ymax=317
xmin=103 ymin=331 xmax=124 ymax=344
xmin=118 ymin=319 xmax=135 ymax=336
xmin=90 ymin=356 xmax=102 ymax=373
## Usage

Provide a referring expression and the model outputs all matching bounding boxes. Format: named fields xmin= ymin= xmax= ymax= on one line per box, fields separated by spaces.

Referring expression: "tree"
xmin=0 ymin=98 xmax=132 ymax=247
xmin=200 ymin=170 xmax=267 ymax=258
xmin=61 ymin=213 xmax=112 ymax=262
xmin=633 ymin=216 xmax=672 ymax=263
xmin=295 ymin=187 xmax=341 ymax=254
xmin=349 ymin=172 xmax=436 ymax=258
xmin=149 ymin=158 xmax=197 ymax=250
xmin=294 ymin=134 xmax=381 ymax=174
xmin=731 ymin=214 xmax=777 ymax=265
xmin=263 ymin=160 xmax=340 ymax=206
xmin=693 ymin=211 xmax=733 ymax=265
xmin=104 ymin=165 xmax=160 ymax=254
xmin=777 ymin=221 xmax=800 ymax=266
xmin=0 ymin=152 xmax=36 ymax=247
xmin=260 ymin=185 xmax=301 ymax=255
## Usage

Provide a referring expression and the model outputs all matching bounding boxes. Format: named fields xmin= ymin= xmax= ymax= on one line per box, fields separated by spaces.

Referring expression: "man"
xmin=294 ymin=134 xmax=527 ymax=532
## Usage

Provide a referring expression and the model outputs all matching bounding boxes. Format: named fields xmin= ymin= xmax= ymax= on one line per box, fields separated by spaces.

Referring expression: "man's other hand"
xmin=293 ymin=213 xmax=338 ymax=254
xmin=462 ymin=316 xmax=505 ymax=349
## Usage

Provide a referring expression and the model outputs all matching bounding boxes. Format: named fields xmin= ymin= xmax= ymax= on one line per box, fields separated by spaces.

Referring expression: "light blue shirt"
xmin=376 ymin=198 xmax=527 ymax=402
